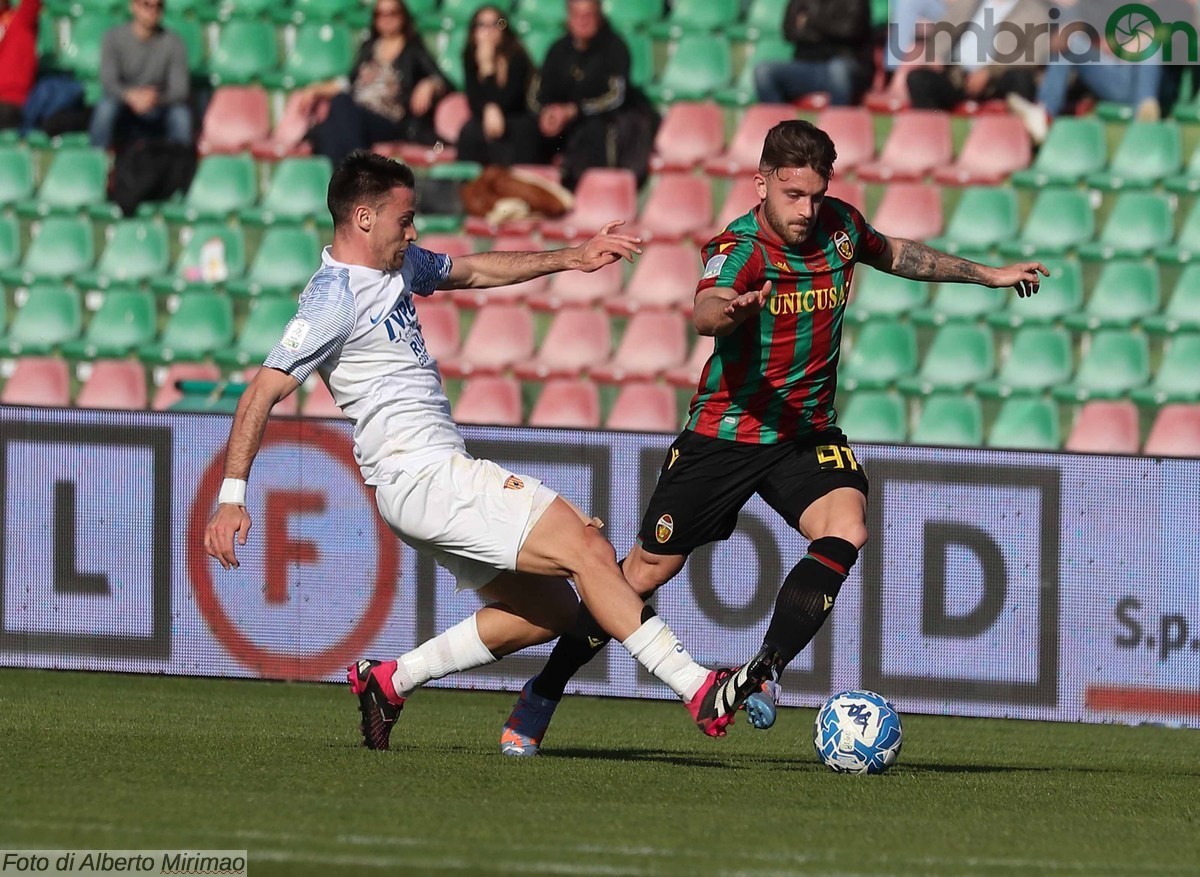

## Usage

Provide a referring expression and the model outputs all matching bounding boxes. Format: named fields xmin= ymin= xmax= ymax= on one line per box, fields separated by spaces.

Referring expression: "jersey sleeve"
xmin=405 ymin=245 xmax=454 ymax=296
xmin=262 ymin=268 xmax=356 ymax=384
xmin=695 ymin=233 xmax=763 ymax=296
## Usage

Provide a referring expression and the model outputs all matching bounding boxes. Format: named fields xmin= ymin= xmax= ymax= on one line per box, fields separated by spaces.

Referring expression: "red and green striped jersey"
xmin=686 ymin=197 xmax=887 ymax=444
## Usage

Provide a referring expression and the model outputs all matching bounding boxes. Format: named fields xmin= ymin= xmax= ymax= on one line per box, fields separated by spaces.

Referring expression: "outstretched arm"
xmin=866 ymin=235 xmax=1047 ymax=297
xmin=694 ymin=281 xmax=773 ymax=337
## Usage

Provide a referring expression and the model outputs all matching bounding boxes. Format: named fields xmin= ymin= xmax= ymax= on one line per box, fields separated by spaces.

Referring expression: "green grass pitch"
xmin=1 ymin=669 xmax=1197 ymax=876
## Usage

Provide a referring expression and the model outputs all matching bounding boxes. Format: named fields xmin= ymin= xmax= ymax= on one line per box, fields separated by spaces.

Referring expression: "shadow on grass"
xmin=544 ymin=747 xmax=740 ymax=768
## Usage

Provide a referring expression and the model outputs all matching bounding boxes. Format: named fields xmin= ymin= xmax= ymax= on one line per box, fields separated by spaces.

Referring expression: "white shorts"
xmin=374 ymin=453 xmax=558 ymax=591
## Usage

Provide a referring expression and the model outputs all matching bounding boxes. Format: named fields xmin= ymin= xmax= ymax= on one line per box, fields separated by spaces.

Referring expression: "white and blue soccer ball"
xmin=813 ymin=690 xmax=903 ymax=775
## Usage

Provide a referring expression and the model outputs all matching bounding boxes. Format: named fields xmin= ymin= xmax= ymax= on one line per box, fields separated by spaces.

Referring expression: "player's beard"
xmin=381 ymin=245 xmax=408 ymax=273
xmin=763 ymin=198 xmax=812 ymax=248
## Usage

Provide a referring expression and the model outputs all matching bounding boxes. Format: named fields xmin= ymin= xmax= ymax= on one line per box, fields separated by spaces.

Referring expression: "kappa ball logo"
xmin=833 ymin=230 xmax=854 ymax=261
xmin=503 ymin=475 xmax=525 ymax=491
xmin=655 ymin=514 xmax=674 ymax=544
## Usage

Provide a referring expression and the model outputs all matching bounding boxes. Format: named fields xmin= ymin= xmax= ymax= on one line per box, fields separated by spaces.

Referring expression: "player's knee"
xmin=622 ymin=551 xmax=680 ymax=597
xmin=838 ymin=524 xmax=868 ymax=551
xmin=573 ymin=525 xmax=618 ymax=576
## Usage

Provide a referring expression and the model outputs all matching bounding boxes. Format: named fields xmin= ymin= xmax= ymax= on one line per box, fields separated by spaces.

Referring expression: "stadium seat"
xmin=250 ymin=90 xmax=318 ymax=160
xmin=151 ymin=223 xmax=247 ymax=294
xmin=139 ymin=293 xmax=234 ymax=363
xmin=60 ymin=14 xmax=114 ymax=80
xmin=208 ymin=20 xmax=280 ymax=86
xmin=898 ymin=324 xmax=994 ymax=395
xmin=528 ymin=378 xmax=601 ymax=428
xmin=528 ymin=261 xmax=623 ymax=311
xmin=281 ymin=0 xmax=373 ymax=24
xmin=1145 ymin=265 xmax=1200 ymax=334
xmin=76 ymin=220 xmax=170 ymax=290
xmin=1011 ymin=117 xmax=1107 ymax=188
xmin=2 ymin=284 xmax=82 ymax=355
xmin=977 ymin=326 xmax=1073 ymax=398
xmin=1063 ymin=260 xmax=1160 ymax=331
xmin=265 ymin=22 xmax=353 ymax=89
xmin=164 ymin=12 xmax=206 ymax=76
xmin=201 ymin=0 xmax=275 ymax=22
xmin=637 ymin=173 xmax=712 ymax=244
xmin=454 ymin=375 xmax=523 ymax=425
xmin=695 ymin=175 xmax=760 ymax=244
xmin=815 ymin=107 xmax=875 ymax=174
xmin=151 ymin=362 xmax=222 ymax=410
xmin=826 ymin=177 xmax=865 ymax=212
xmin=16 ymin=146 xmax=108 ymax=217
xmin=839 ymin=320 xmax=917 ymax=391
xmin=714 ymin=35 xmax=793 ymax=107
xmin=997 ymin=187 xmax=1095 ymax=259
xmin=75 ymin=360 xmax=148 ymax=410
xmin=301 ymin=376 xmax=341 ymax=417
xmin=605 ymin=382 xmax=679 ymax=432
xmin=433 ymin=27 xmax=467 ymax=92
xmin=1064 ymin=400 xmax=1139 ymax=454
xmin=648 ymin=0 xmax=739 ymax=37
xmin=911 ymin=394 xmax=983 ymax=446
xmin=846 ymin=267 xmax=929 ymax=325
xmin=1 ymin=356 xmax=70 ymax=406
xmin=0 ymin=216 xmax=94 ymax=287
xmin=870 ymin=182 xmax=942 ymax=241
xmin=238 ymin=366 xmax=299 ymax=415
xmin=241 ymin=156 xmax=333 ymax=227
xmin=927 ymin=187 xmax=1018 ymax=255
xmin=705 ymin=104 xmax=796 ymax=176
xmin=213 ymin=297 xmax=298 ymax=367
xmin=1087 ymin=121 xmax=1182 ymax=190
xmin=0 ymin=215 xmax=17 ymax=272
xmin=987 ymin=257 xmax=1083 ymax=329
xmin=665 ymin=334 xmax=714 ymax=388
xmin=1143 ymin=404 xmax=1200 ymax=457
xmin=608 ymin=242 xmax=700 ymax=316
xmin=603 ymin=0 xmax=663 ymax=31
xmin=589 ymin=310 xmax=689 ymax=383
xmin=650 ymin=102 xmax=725 ymax=173
xmin=1157 ymin=197 xmax=1200 ymax=265
xmin=61 ymin=289 xmax=156 ymax=359
xmin=0 ymin=145 xmax=36 ymax=207
xmin=987 ymin=397 xmax=1061 ymax=450
xmin=912 ymin=275 xmax=1005 ymax=326
xmin=931 ymin=115 xmax=1031 ymax=186
xmin=417 ymin=234 xmax=473 ymax=260
xmin=624 ymin=30 xmax=655 ymax=89
xmin=513 ymin=0 xmax=567 ymax=32
xmin=1052 ymin=331 xmax=1150 ymax=402
xmin=1131 ymin=333 xmax=1200 ymax=405
xmin=522 ymin=26 xmax=557 ymax=66
xmin=731 ymin=0 xmax=788 ymax=40
xmin=413 ymin=298 xmax=460 ymax=362
xmin=1078 ymin=192 xmax=1174 ymax=261
xmin=857 ymin=111 xmax=953 ymax=182
xmin=227 ymin=227 xmax=321 ymax=298
xmin=1163 ymin=141 xmax=1200 ymax=195
xmin=197 ymin=86 xmax=272 ymax=155
xmin=159 ymin=153 xmax=259 ymax=223
xmin=440 ymin=303 xmax=535 ymax=377
xmin=449 ymin=235 xmax=548 ymax=308
xmin=542 ymin=168 xmax=638 ymax=241
xmin=514 ymin=306 xmax=612 ymax=380
xmin=837 ymin=391 xmax=907 ymax=443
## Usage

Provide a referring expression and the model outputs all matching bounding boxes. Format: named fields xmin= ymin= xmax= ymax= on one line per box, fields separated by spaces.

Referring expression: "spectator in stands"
xmin=881 ymin=0 xmax=946 ymax=105
xmin=457 ymin=5 xmax=544 ymax=167
xmin=89 ymin=0 xmax=192 ymax=150
xmin=535 ymin=0 xmax=659 ymax=190
xmin=754 ymin=0 xmax=874 ymax=107
xmin=0 ymin=0 xmax=40 ymax=130
xmin=300 ymin=0 xmax=448 ymax=166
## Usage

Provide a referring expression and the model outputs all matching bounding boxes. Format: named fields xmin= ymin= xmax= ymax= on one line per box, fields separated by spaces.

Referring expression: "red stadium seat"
xmin=693 ymin=175 xmax=759 ymax=245
xmin=815 ymin=106 xmax=875 ymax=173
xmin=1065 ymin=400 xmax=1139 ymax=454
xmin=857 ymin=110 xmax=953 ymax=182
xmin=1143 ymin=404 xmax=1200 ymax=457
xmin=826 ymin=177 xmax=866 ymax=213
xmin=527 ymin=260 xmax=623 ymax=311
xmin=417 ymin=234 xmax=473 ymax=259
xmin=251 ymin=90 xmax=316 ymax=159
xmin=528 ymin=378 xmax=602 ymax=428
xmin=439 ymin=304 xmax=535 ymax=377
xmin=705 ymin=104 xmax=797 ymax=176
xmin=871 ymin=182 xmax=943 ymax=241
xmin=198 ymin=86 xmax=272 ymax=155
xmin=449 ymin=235 xmax=548 ymax=308
xmin=607 ymin=242 xmax=700 ymax=316
xmin=75 ymin=360 xmax=147 ymax=410
xmin=590 ymin=310 xmax=689 ymax=383
xmin=606 ymin=382 xmax=679 ymax=432
xmin=414 ymin=298 xmax=461 ymax=362
xmin=241 ymin=367 xmax=299 ymax=414
xmin=651 ymin=101 xmax=726 ymax=172
xmin=932 ymin=115 xmax=1032 ymax=186
xmin=435 ymin=91 xmax=472 ymax=145
xmin=378 ymin=93 xmax=472 ymax=166
xmin=151 ymin=363 xmax=221 ymax=411
xmin=542 ymin=169 xmax=639 ymax=241
xmin=454 ymin=375 xmax=522 ymax=425
xmin=514 ymin=306 xmax=611 ymax=379
xmin=2 ymin=356 xmax=70 ymax=406
xmin=301 ymin=377 xmax=341 ymax=418
xmin=637 ymin=173 xmax=713 ymax=244
xmin=665 ymin=335 xmax=714 ymax=389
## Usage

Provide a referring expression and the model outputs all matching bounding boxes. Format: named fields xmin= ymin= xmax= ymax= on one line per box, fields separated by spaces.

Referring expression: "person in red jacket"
xmin=0 ymin=0 xmax=41 ymax=129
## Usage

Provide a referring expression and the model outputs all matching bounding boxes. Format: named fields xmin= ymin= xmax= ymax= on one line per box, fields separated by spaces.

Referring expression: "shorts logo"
xmin=655 ymin=514 xmax=674 ymax=544
xmin=668 ymin=448 xmax=680 ymax=470
xmin=833 ymin=230 xmax=854 ymax=261
xmin=702 ymin=254 xmax=727 ymax=280
xmin=503 ymin=476 xmax=524 ymax=491
xmin=281 ymin=319 xmax=310 ymax=351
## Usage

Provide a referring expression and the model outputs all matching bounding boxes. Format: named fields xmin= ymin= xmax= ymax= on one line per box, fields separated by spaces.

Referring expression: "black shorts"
xmin=636 ymin=429 xmax=869 ymax=556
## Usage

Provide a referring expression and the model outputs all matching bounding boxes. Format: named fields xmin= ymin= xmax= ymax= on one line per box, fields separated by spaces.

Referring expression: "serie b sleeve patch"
xmin=281 ymin=318 xmax=311 ymax=351
xmin=702 ymin=253 xmax=728 ymax=280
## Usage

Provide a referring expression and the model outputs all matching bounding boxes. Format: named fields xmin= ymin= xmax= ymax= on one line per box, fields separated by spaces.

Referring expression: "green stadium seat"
xmin=625 ymin=30 xmax=654 ymax=90
xmin=846 ymin=268 xmax=929 ymax=324
xmin=0 ymin=215 xmax=18 ymax=272
xmin=138 ymin=293 xmax=234 ymax=363
xmin=1087 ymin=122 xmax=1183 ymax=190
xmin=927 ymin=187 xmax=1019 ymax=255
xmin=227 ymin=226 xmax=321 ymax=298
xmin=603 ymin=0 xmax=664 ymax=32
xmin=911 ymin=394 xmax=983 ymax=446
xmin=0 ymin=216 xmax=94 ymax=287
xmin=264 ymin=22 xmax=353 ymax=89
xmin=201 ymin=0 xmax=275 ymax=23
xmin=1163 ymin=141 xmax=1200 ymax=195
xmin=151 ymin=223 xmax=247 ymax=295
xmin=208 ymin=20 xmax=279 ymax=85
xmin=522 ymin=25 xmax=558 ymax=66
xmin=436 ymin=28 xmax=467 ymax=92
xmin=158 ymin=153 xmax=259 ymax=222
xmin=1052 ymin=330 xmax=1150 ymax=402
xmin=714 ymin=36 xmax=792 ymax=107
xmin=1078 ymin=192 xmax=1173 ymax=261
xmin=1132 ymin=333 xmax=1200 ymax=405
xmin=61 ymin=289 xmax=156 ymax=359
xmin=898 ymin=324 xmax=994 ymax=395
xmin=0 ymin=145 xmax=36 ymax=207
xmin=731 ymin=0 xmax=788 ymax=40
xmin=987 ymin=257 xmax=1083 ymax=329
xmin=165 ymin=14 xmax=207 ymax=76
xmin=977 ymin=326 xmax=1073 ymax=398
xmin=61 ymin=14 xmax=116 ymax=80
xmin=514 ymin=0 xmax=567 ymax=32
xmin=1157 ymin=197 xmax=1200 ymax=264
xmin=2 ymin=284 xmax=82 ymax=355
xmin=280 ymin=0 xmax=372 ymax=25
xmin=648 ymin=0 xmax=739 ymax=38
xmin=645 ymin=35 xmax=733 ymax=103
xmin=213 ymin=297 xmax=298 ymax=366
xmin=912 ymin=275 xmax=1006 ymax=326
xmin=1063 ymin=260 xmax=1160 ymax=331
xmin=434 ymin=0 xmax=513 ymax=29
xmin=997 ymin=187 xmax=1094 ymax=259
xmin=76 ymin=220 xmax=170 ymax=290
xmin=1010 ymin=117 xmax=1107 ymax=188
xmin=1145 ymin=265 xmax=1200 ymax=334
xmin=241 ymin=156 xmax=333 ymax=226
xmin=839 ymin=321 xmax=917 ymax=391
xmin=987 ymin=397 xmax=1061 ymax=450
xmin=16 ymin=146 xmax=108 ymax=217
xmin=837 ymin=391 xmax=907 ymax=443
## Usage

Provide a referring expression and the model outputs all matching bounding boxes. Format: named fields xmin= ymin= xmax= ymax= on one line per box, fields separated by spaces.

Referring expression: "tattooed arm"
xmin=865 ymin=236 xmax=1048 ymax=297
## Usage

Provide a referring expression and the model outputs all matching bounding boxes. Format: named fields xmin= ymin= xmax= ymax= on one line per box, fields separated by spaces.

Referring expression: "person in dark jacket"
xmin=457 ymin=4 xmax=543 ymax=167
xmin=754 ymin=0 xmax=873 ymax=106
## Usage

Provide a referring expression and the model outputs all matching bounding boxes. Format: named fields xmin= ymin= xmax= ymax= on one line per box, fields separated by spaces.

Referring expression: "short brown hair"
xmin=759 ymin=120 xmax=837 ymax=181
xmin=327 ymin=150 xmax=416 ymax=226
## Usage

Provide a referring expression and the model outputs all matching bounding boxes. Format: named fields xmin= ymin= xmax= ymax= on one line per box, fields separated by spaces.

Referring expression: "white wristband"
xmin=218 ymin=478 xmax=247 ymax=506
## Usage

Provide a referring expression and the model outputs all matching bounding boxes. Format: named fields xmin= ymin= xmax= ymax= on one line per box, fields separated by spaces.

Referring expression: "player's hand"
xmin=988 ymin=262 xmax=1049 ymax=298
xmin=204 ymin=503 xmax=252 ymax=571
xmin=723 ymin=280 xmax=772 ymax=322
xmin=574 ymin=220 xmax=642 ymax=271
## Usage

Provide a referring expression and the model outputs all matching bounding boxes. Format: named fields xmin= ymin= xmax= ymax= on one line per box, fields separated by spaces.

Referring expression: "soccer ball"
xmin=813 ymin=690 xmax=903 ymax=775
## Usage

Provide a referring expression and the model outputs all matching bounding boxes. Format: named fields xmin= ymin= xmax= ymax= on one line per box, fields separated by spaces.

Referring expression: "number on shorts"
xmin=816 ymin=444 xmax=859 ymax=471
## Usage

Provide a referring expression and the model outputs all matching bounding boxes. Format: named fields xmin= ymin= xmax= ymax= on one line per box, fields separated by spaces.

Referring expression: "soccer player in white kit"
xmin=203 ymin=152 xmax=754 ymax=749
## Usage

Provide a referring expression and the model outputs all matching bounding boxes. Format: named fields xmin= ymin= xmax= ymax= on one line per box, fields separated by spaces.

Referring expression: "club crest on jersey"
xmin=702 ymin=254 xmax=727 ymax=280
xmin=503 ymin=475 xmax=525 ymax=491
xmin=833 ymin=230 xmax=854 ymax=261
xmin=655 ymin=514 xmax=674 ymax=544
xmin=281 ymin=319 xmax=310 ymax=351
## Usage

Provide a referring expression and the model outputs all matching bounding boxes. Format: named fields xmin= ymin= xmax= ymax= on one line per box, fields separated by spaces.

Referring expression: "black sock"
xmin=758 ymin=536 xmax=859 ymax=675
xmin=530 ymin=603 xmax=611 ymax=701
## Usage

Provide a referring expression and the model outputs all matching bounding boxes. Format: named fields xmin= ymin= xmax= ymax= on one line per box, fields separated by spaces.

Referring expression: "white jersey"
xmin=263 ymin=245 xmax=464 ymax=485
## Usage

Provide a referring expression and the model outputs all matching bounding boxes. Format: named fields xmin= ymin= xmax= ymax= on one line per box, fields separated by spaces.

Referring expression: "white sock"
xmin=621 ymin=616 xmax=709 ymax=701
xmin=392 ymin=615 xmax=497 ymax=697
